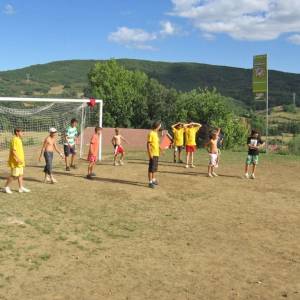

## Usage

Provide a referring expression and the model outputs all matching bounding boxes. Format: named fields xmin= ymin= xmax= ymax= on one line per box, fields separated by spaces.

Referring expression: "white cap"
xmin=49 ymin=127 xmax=57 ymax=133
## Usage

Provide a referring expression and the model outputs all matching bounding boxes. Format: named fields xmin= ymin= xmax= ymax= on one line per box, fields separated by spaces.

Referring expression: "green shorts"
xmin=246 ymin=155 xmax=259 ymax=165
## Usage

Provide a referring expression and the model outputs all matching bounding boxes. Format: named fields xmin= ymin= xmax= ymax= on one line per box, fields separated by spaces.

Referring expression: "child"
xmin=87 ymin=126 xmax=102 ymax=180
xmin=39 ymin=128 xmax=64 ymax=184
xmin=184 ymin=122 xmax=202 ymax=168
xmin=112 ymin=128 xmax=128 ymax=166
xmin=147 ymin=121 xmax=161 ymax=189
xmin=171 ymin=122 xmax=184 ymax=163
xmin=205 ymin=128 xmax=221 ymax=177
xmin=64 ymin=118 xmax=78 ymax=171
xmin=3 ymin=128 xmax=30 ymax=194
xmin=245 ymin=129 xmax=265 ymax=179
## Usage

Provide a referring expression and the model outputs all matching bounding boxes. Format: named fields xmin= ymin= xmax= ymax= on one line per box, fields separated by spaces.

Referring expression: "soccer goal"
xmin=0 ymin=97 xmax=103 ymax=167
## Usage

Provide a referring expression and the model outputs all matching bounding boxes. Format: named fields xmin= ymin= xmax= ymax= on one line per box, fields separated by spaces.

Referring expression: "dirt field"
xmin=0 ymin=150 xmax=299 ymax=300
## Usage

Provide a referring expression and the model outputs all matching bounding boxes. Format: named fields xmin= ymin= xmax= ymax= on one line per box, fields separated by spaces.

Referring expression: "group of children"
xmin=2 ymin=119 xmax=265 ymax=193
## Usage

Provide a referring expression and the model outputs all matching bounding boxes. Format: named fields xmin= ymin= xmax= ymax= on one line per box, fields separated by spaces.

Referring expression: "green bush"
xmin=288 ymin=135 xmax=300 ymax=155
xmin=283 ymin=104 xmax=296 ymax=113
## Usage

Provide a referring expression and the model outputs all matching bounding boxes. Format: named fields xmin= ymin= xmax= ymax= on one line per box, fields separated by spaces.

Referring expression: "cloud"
xmin=160 ymin=21 xmax=177 ymax=36
xmin=3 ymin=3 xmax=15 ymax=15
xmin=108 ymin=27 xmax=157 ymax=50
xmin=287 ymin=34 xmax=300 ymax=45
xmin=170 ymin=0 xmax=300 ymax=42
xmin=202 ymin=32 xmax=216 ymax=41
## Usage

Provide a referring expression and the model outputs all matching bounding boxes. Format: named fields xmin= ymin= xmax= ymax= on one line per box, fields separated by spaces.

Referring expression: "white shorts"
xmin=209 ymin=153 xmax=218 ymax=167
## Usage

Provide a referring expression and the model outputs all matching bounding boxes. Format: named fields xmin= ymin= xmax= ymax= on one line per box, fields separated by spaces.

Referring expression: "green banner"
xmin=253 ymin=55 xmax=268 ymax=96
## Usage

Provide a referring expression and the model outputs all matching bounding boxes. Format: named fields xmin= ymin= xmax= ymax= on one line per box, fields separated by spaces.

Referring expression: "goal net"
xmin=0 ymin=97 xmax=103 ymax=168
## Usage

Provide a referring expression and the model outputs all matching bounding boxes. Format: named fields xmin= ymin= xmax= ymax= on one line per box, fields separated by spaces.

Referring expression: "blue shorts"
xmin=64 ymin=145 xmax=76 ymax=157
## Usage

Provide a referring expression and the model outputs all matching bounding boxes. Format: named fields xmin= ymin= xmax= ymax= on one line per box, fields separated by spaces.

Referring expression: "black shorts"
xmin=148 ymin=156 xmax=159 ymax=173
xmin=64 ymin=145 xmax=76 ymax=157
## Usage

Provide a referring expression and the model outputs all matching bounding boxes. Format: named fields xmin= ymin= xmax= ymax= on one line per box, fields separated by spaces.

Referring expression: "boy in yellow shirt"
xmin=4 ymin=128 xmax=30 ymax=194
xmin=147 ymin=121 xmax=161 ymax=189
xmin=172 ymin=122 xmax=184 ymax=163
xmin=184 ymin=122 xmax=202 ymax=168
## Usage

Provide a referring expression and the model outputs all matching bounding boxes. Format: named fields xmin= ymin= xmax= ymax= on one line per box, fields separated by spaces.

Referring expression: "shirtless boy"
xmin=205 ymin=128 xmax=221 ymax=177
xmin=112 ymin=128 xmax=128 ymax=166
xmin=39 ymin=128 xmax=64 ymax=183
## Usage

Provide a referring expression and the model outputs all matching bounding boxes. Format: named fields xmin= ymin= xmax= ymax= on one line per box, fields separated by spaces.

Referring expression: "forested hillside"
xmin=0 ymin=59 xmax=299 ymax=107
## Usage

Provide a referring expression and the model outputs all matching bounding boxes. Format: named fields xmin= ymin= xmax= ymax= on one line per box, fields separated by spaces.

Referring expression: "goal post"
xmin=0 ymin=97 xmax=104 ymax=166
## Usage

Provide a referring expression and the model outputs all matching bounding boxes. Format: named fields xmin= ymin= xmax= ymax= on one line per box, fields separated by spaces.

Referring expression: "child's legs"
xmin=252 ymin=164 xmax=257 ymax=174
xmin=186 ymin=152 xmax=190 ymax=164
xmin=5 ymin=176 xmax=14 ymax=187
xmin=191 ymin=152 xmax=194 ymax=165
xmin=208 ymin=165 xmax=212 ymax=174
xmin=71 ymin=153 xmax=76 ymax=166
xmin=245 ymin=164 xmax=250 ymax=173
xmin=17 ymin=176 xmax=23 ymax=188
xmin=178 ymin=148 xmax=182 ymax=160
xmin=148 ymin=172 xmax=154 ymax=182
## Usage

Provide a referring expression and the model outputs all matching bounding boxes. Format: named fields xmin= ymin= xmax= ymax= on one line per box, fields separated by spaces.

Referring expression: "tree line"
xmin=85 ymin=60 xmax=248 ymax=148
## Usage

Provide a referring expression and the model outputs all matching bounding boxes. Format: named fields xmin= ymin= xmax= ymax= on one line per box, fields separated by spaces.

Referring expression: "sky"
xmin=0 ymin=0 xmax=300 ymax=73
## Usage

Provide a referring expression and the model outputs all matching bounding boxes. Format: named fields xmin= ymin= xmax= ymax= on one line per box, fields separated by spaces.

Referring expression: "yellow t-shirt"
xmin=185 ymin=126 xmax=201 ymax=146
xmin=8 ymin=136 xmax=25 ymax=168
xmin=147 ymin=130 xmax=160 ymax=157
xmin=173 ymin=128 xmax=184 ymax=146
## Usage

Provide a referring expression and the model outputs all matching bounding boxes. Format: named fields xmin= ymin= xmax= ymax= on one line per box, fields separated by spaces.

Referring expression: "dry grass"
xmin=0 ymin=150 xmax=299 ymax=300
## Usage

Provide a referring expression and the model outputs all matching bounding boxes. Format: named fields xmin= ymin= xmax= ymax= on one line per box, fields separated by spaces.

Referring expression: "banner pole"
xmin=266 ymin=56 xmax=269 ymax=154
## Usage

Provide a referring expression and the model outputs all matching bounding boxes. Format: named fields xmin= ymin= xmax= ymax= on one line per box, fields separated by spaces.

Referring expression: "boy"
xmin=184 ymin=122 xmax=202 ymax=168
xmin=39 ymin=128 xmax=64 ymax=184
xmin=87 ymin=126 xmax=102 ymax=180
xmin=147 ymin=121 xmax=161 ymax=189
xmin=64 ymin=118 xmax=78 ymax=171
xmin=171 ymin=122 xmax=184 ymax=163
xmin=112 ymin=128 xmax=128 ymax=166
xmin=245 ymin=129 xmax=265 ymax=179
xmin=3 ymin=128 xmax=30 ymax=194
xmin=205 ymin=128 xmax=221 ymax=177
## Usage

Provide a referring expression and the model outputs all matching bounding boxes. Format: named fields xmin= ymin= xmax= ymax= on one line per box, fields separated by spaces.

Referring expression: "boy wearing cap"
xmin=3 ymin=128 xmax=30 ymax=194
xmin=39 ymin=128 xmax=64 ymax=184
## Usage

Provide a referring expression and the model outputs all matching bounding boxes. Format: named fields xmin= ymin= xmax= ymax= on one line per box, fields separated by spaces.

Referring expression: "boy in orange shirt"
xmin=86 ymin=127 xmax=102 ymax=180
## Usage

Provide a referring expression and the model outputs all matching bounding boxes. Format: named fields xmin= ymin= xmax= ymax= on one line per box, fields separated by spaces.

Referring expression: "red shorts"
xmin=114 ymin=145 xmax=124 ymax=155
xmin=87 ymin=154 xmax=97 ymax=163
xmin=186 ymin=145 xmax=196 ymax=153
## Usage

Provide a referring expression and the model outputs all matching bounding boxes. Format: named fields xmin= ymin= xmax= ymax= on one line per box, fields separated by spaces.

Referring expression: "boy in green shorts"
xmin=147 ymin=121 xmax=161 ymax=189
xmin=245 ymin=129 xmax=265 ymax=179
xmin=3 ymin=128 xmax=30 ymax=194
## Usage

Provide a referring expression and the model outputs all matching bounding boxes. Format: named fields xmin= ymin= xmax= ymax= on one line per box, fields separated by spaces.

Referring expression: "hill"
xmin=0 ymin=59 xmax=299 ymax=107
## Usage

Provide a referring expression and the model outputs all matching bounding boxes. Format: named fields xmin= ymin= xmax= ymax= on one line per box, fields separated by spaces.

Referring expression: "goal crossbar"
xmin=0 ymin=97 xmax=104 ymax=161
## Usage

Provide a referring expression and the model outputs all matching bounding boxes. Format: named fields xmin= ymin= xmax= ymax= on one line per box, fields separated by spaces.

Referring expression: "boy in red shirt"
xmin=86 ymin=127 xmax=102 ymax=180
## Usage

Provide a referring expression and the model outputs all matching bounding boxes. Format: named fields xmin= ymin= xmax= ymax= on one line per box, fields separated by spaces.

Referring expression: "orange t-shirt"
xmin=89 ymin=134 xmax=99 ymax=157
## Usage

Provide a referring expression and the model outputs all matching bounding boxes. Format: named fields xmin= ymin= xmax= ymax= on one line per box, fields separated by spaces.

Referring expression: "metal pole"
xmin=98 ymin=100 xmax=103 ymax=161
xmin=80 ymin=105 xmax=85 ymax=159
xmin=266 ymin=55 xmax=269 ymax=154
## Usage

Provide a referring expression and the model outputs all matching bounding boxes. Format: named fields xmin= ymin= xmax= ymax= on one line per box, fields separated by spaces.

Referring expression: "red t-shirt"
xmin=89 ymin=134 xmax=99 ymax=157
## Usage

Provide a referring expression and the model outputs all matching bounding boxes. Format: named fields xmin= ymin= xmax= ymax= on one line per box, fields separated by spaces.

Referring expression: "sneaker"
xmin=148 ymin=182 xmax=155 ymax=189
xmin=119 ymin=161 xmax=124 ymax=166
xmin=173 ymin=159 xmax=177 ymax=163
xmin=113 ymin=162 xmax=119 ymax=166
xmin=90 ymin=173 xmax=96 ymax=177
xmin=179 ymin=160 xmax=184 ymax=164
xmin=153 ymin=179 xmax=159 ymax=185
xmin=66 ymin=167 xmax=71 ymax=171
xmin=245 ymin=173 xmax=250 ymax=179
xmin=86 ymin=175 xmax=93 ymax=180
xmin=4 ymin=187 xmax=13 ymax=194
xmin=212 ymin=172 xmax=218 ymax=177
xmin=215 ymin=164 xmax=219 ymax=168
xmin=251 ymin=174 xmax=256 ymax=179
xmin=191 ymin=165 xmax=196 ymax=168
xmin=44 ymin=175 xmax=51 ymax=183
xmin=185 ymin=165 xmax=189 ymax=169
xmin=51 ymin=178 xmax=58 ymax=184
xmin=208 ymin=173 xmax=213 ymax=178
xmin=70 ymin=165 xmax=77 ymax=169
xmin=19 ymin=187 xmax=30 ymax=193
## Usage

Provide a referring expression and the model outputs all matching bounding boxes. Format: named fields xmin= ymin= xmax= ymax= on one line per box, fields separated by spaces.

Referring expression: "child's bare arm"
xmin=111 ymin=136 xmax=115 ymax=146
xmin=147 ymin=142 xmax=152 ymax=159
xmin=121 ymin=136 xmax=128 ymax=144
xmin=39 ymin=139 xmax=47 ymax=161
xmin=54 ymin=143 xmax=64 ymax=158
